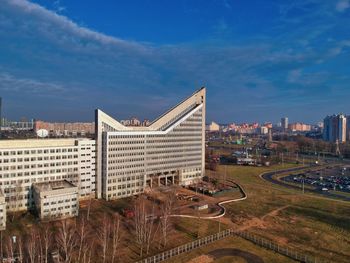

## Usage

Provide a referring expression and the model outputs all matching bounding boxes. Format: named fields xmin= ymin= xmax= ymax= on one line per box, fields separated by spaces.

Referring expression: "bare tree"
xmin=26 ymin=230 xmax=38 ymax=263
xmin=77 ymin=215 xmax=90 ymax=263
xmin=133 ymin=198 xmax=157 ymax=257
xmin=134 ymin=198 xmax=147 ymax=257
xmin=6 ymin=236 xmax=14 ymax=263
xmin=111 ymin=214 xmax=121 ymax=263
xmin=81 ymin=239 xmax=93 ymax=263
xmin=0 ymin=231 xmax=3 ymax=262
xmin=56 ymin=220 xmax=77 ymax=263
xmin=42 ymin=224 xmax=52 ymax=263
xmin=17 ymin=235 xmax=23 ymax=263
xmin=160 ymin=191 xmax=175 ymax=247
xmin=145 ymin=206 xmax=157 ymax=255
xmin=97 ymin=214 xmax=110 ymax=263
xmin=86 ymin=196 xmax=93 ymax=221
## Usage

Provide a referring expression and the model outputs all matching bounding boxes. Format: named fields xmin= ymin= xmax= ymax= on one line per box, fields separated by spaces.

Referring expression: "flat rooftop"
xmin=0 ymin=138 xmax=93 ymax=149
xmin=33 ymin=180 xmax=77 ymax=192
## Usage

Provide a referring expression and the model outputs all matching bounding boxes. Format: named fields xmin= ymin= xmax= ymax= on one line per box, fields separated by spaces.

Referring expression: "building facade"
xmin=208 ymin=121 xmax=220 ymax=132
xmin=33 ymin=180 xmax=79 ymax=220
xmin=0 ymin=138 xmax=96 ymax=212
xmin=323 ymin=114 xmax=347 ymax=143
xmin=288 ymin=123 xmax=311 ymax=132
xmin=34 ymin=121 xmax=95 ymax=137
xmin=281 ymin=117 xmax=288 ymax=130
xmin=96 ymin=88 xmax=206 ymax=200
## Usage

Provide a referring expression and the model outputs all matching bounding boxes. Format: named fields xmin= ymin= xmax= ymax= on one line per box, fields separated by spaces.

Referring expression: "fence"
xmin=234 ymin=230 xmax=322 ymax=263
xmin=137 ymin=229 xmax=322 ymax=263
xmin=136 ymin=229 xmax=232 ymax=263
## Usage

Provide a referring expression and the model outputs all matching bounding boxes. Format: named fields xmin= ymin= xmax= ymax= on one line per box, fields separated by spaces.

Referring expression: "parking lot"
xmin=282 ymin=166 xmax=350 ymax=193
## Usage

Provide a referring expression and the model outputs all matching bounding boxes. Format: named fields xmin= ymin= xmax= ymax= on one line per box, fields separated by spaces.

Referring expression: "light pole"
xmin=302 ymin=178 xmax=305 ymax=194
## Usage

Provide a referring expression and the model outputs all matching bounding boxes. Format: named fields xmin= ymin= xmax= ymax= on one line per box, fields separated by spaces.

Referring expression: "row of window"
xmin=0 ymin=155 xmax=79 ymax=163
xmin=0 ymin=148 xmax=78 ymax=156
xmin=43 ymin=198 xmax=77 ymax=206
xmin=0 ymin=167 xmax=79 ymax=177
xmin=107 ymin=175 xmax=142 ymax=183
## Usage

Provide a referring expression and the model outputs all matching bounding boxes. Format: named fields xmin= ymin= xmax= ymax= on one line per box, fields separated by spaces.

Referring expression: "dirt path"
xmin=261 ymin=205 xmax=290 ymax=220
xmin=235 ymin=205 xmax=290 ymax=232
xmin=209 ymin=248 xmax=264 ymax=263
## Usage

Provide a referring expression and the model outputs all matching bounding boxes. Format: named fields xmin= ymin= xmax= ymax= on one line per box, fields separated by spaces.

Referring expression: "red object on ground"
xmin=122 ymin=209 xmax=135 ymax=218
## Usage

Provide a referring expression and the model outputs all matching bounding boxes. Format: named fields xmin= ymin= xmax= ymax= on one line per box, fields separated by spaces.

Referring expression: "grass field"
xmin=216 ymin=164 xmax=350 ymax=263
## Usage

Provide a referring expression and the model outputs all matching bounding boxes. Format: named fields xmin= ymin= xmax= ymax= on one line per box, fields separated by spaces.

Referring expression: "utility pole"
xmin=296 ymin=152 xmax=299 ymax=163
xmin=224 ymin=165 xmax=227 ymax=188
xmin=302 ymin=177 xmax=305 ymax=194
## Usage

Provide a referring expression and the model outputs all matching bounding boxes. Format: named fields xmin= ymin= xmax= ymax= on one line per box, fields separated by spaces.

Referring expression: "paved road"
xmin=208 ymin=248 xmax=264 ymax=263
xmin=261 ymin=166 xmax=350 ymax=202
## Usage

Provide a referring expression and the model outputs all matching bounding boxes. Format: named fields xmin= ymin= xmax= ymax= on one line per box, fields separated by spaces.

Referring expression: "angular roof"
xmin=95 ymin=87 xmax=206 ymax=133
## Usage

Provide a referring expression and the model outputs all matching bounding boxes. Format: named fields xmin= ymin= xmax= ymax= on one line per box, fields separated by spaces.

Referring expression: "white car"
xmin=322 ymin=188 xmax=328 ymax=191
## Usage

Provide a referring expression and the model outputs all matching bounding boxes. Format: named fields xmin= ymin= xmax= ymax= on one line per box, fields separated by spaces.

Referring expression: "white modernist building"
xmin=95 ymin=88 xmax=206 ymax=200
xmin=0 ymin=138 xmax=96 ymax=212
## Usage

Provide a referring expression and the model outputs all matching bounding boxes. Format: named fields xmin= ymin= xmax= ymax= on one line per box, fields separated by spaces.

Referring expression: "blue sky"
xmin=0 ymin=0 xmax=350 ymax=123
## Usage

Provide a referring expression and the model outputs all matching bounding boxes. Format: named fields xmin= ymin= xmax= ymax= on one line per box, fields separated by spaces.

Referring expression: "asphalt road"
xmin=208 ymin=248 xmax=264 ymax=263
xmin=262 ymin=166 xmax=350 ymax=202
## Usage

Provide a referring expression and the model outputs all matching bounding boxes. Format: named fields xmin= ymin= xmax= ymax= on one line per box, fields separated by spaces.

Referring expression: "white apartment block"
xmin=33 ymin=180 xmax=79 ymax=220
xmin=0 ymin=191 xmax=6 ymax=230
xmin=0 ymin=138 xmax=96 ymax=212
xmin=96 ymin=88 xmax=206 ymax=200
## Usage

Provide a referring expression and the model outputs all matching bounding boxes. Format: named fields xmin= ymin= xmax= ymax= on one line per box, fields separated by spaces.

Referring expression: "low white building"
xmin=33 ymin=180 xmax=79 ymax=220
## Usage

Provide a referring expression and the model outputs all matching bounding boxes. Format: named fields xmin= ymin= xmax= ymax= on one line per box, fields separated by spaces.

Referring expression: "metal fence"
xmin=137 ymin=229 xmax=323 ymax=263
xmin=136 ymin=229 xmax=232 ymax=263
xmin=234 ymin=230 xmax=322 ymax=263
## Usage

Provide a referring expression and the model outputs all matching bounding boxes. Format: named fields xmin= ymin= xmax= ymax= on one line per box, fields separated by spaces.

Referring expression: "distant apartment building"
xmin=0 ymin=138 xmax=96 ymax=213
xmin=120 ymin=118 xmax=151 ymax=127
xmin=260 ymin=126 xmax=269 ymax=135
xmin=281 ymin=117 xmax=288 ymax=130
xmin=323 ymin=114 xmax=347 ymax=143
xmin=347 ymin=116 xmax=350 ymax=141
xmin=208 ymin=121 xmax=220 ymax=132
xmin=288 ymin=123 xmax=311 ymax=132
xmin=264 ymin=122 xmax=273 ymax=129
xmin=1 ymin=118 xmax=34 ymax=131
xmin=34 ymin=121 xmax=95 ymax=136
xmin=33 ymin=180 xmax=79 ymax=220
xmin=95 ymin=88 xmax=206 ymax=200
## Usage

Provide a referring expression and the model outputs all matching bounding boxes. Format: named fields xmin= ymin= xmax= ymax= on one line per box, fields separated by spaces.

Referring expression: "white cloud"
xmin=0 ymin=72 xmax=67 ymax=94
xmin=5 ymin=0 xmax=147 ymax=51
xmin=287 ymin=69 xmax=302 ymax=83
xmin=336 ymin=0 xmax=350 ymax=12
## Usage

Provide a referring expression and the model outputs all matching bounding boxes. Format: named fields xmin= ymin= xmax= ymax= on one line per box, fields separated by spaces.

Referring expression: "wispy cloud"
xmin=0 ymin=72 xmax=67 ymax=95
xmin=336 ymin=0 xmax=350 ymax=12
xmin=5 ymin=0 xmax=147 ymax=50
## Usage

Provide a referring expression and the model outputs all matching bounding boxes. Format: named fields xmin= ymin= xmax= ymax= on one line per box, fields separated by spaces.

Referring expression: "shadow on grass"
xmin=286 ymin=206 xmax=350 ymax=231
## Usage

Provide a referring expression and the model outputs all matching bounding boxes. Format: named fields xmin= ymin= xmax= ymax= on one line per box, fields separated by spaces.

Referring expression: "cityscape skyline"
xmin=1 ymin=0 xmax=350 ymax=123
